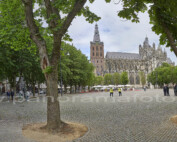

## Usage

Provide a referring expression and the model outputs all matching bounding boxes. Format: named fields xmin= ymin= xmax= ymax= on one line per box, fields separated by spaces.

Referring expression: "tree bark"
xmin=32 ymin=83 xmax=35 ymax=97
xmin=70 ymin=85 xmax=72 ymax=94
xmin=46 ymin=70 xmax=62 ymax=129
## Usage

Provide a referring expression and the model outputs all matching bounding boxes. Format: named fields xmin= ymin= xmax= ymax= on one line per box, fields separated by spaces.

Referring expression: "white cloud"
xmin=68 ymin=0 xmax=176 ymax=65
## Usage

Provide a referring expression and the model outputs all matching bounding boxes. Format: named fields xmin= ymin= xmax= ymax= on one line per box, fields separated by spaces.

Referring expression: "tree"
xmin=19 ymin=0 xmax=105 ymax=130
xmin=23 ymin=52 xmax=45 ymax=96
xmin=147 ymin=63 xmax=175 ymax=86
xmin=171 ymin=66 xmax=177 ymax=84
xmin=113 ymin=72 xmax=121 ymax=85
xmin=139 ymin=71 xmax=146 ymax=86
xmin=121 ymin=71 xmax=128 ymax=85
xmin=59 ymin=43 xmax=94 ymax=93
xmin=95 ymin=76 xmax=104 ymax=85
xmin=0 ymin=0 xmax=34 ymax=94
xmin=117 ymin=0 xmax=177 ymax=57
xmin=104 ymin=73 xmax=113 ymax=85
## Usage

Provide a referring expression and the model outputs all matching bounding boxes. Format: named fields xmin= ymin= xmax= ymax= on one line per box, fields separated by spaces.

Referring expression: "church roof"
xmin=106 ymin=52 xmax=141 ymax=60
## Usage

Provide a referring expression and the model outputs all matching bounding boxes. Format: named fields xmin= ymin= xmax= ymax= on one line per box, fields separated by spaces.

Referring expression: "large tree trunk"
xmin=70 ymin=85 xmax=72 ymax=94
xmin=64 ymin=84 xmax=67 ymax=94
xmin=46 ymin=71 xmax=62 ymax=129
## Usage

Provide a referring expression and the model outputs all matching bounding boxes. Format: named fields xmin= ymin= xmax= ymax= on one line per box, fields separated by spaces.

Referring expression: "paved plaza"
xmin=0 ymin=89 xmax=177 ymax=142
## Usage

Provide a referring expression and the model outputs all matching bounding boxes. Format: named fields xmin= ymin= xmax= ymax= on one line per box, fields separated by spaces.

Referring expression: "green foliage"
xmin=58 ymin=43 xmax=95 ymax=88
xmin=95 ymin=76 xmax=104 ymax=85
xmin=148 ymin=63 xmax=176 ymax=86
xmin=118 ymin=0 xmax=177 ymax=56
xmin=42 ymin=66 xmax=53 ymax=74
xmin=0 ymin=0 xmax=35 ymax=51
xmin=121 ymin=71 xmax=129 ymax=85
xmin=113 ymin=72 xmax=121 ymax=85
xmin=104 ymin=73 xmax=113 ymax=85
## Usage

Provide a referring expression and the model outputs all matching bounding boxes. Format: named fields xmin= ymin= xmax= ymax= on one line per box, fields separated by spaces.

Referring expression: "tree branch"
xmin=22 ymin=0 xmax=50 ymax=72
xmin=58 ymin=0 xmax=87 ymax=37
xmin=50 ymin=0 xmax=87 ymax=65
xmin=155 ymin=7 xmax=177 ymax=56
xmin=44 ymin=0 xmax=60 ymax=29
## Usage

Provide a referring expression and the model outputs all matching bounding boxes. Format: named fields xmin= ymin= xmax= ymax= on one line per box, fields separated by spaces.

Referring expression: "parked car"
xmin=39 ymin=90 xmax=46 ymax=94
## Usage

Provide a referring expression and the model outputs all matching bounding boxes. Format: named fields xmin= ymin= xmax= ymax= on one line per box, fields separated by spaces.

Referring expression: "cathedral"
xmin=90 ymin=24 xmax=174 ymax=85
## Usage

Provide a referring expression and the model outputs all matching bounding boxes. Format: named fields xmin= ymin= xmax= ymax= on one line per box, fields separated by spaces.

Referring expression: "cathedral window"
xmin=93 ymin=52 xmax=94 ymax=56
xmin=100 ymin=52 xmax=102 ymax=56
xmin=96 ymin=52 xmax=99 ymax=56
xmin=100 ymin=47 xmax=102 ymax=51
xmin=96 ymin=46 xmax=98 ymax=51
xmin=97 ymin=60 xmax=98 ymax=63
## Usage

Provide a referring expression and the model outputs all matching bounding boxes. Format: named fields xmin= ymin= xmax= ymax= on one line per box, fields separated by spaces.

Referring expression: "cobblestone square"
xmin=0 ymin=89 xmax=177 ymax=142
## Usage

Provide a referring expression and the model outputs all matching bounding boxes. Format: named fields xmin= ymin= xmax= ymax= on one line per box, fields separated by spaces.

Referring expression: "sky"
xmin=67 ymin=0 xmax=176 ymax=65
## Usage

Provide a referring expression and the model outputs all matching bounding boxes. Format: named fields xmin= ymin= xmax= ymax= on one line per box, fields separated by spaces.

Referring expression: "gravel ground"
xmin=0 ymin=89 xmax=177 ymax=142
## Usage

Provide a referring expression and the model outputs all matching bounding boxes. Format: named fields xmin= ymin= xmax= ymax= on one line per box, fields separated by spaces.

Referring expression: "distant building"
xmin=90 ymin=24 xmax=175 ymax=85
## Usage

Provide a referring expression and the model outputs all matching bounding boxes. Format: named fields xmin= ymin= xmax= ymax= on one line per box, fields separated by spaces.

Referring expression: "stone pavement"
xmin=0 ymin=89 xmax=177 ymax=142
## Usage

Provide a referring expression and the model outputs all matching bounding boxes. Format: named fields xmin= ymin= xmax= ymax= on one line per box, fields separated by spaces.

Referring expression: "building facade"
xmin=90 ymin=24 xmax=175 ymax=85
xmin=90 ymin=24 xmax=104 ymax=76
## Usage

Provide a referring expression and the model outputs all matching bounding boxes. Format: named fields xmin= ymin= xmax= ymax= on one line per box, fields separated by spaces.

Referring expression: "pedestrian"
xmin=143 ymin=86 xmax=146 ymax=91
xmin=11 ymin=90 xmax=14 ymax=100
xmin=118 ymin=87 xmax=122 ymax=96
xmin=110 ymin=88 xmax=113 ymax=97
xmin=19 ymin=90 xmax=23 ymax=99
xmin=163 ymin=84 xmax=167 ymax=96
xmin=26 ymin=90 xmax=30 ymax=101
xmin=166 ymin=84 xmax=170 ymax=96
xmin=6 ymin=90 xmax=10 ymax=102
xmin=174 ymin=84 xmax=177 ymax=96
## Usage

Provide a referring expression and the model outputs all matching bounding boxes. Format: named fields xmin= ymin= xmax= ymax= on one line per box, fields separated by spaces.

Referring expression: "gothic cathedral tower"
xmin=90 ymin=24 xmax=104 ymax=76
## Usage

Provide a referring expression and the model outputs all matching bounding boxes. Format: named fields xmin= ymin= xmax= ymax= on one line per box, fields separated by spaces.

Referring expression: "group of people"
xmin=6 ymin=89 xmax=31 ymax=102
xmin=163 ymin=84 xmax=170 ymax=96
xmin=6 ymin=90 xmax=14 ymax=101
xmin=19 ymin=90 xmax=31 ymax=101
xmin=163 ymin=84 xmax=177 ymax=96
xmin=110 ymin=88 xmax=122 ymax=97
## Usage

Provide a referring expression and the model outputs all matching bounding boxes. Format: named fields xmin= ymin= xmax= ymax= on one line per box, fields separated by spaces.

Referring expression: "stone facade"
xmin=90 ymin=24 xmax=175 ymax=85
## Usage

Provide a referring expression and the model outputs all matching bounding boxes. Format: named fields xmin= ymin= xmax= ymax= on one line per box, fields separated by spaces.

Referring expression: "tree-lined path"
xmin=0 ymin=89 xmax=177 ymax=142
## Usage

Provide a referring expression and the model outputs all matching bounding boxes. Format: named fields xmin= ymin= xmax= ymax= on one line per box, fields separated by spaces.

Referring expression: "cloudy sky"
xmin=67 ymin=0 xmax=176 ymax=65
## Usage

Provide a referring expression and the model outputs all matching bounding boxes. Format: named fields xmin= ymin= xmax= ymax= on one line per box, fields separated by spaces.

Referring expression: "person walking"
xmin=110 ymin=88 xmax=113 ymax=97
xmin=163 ymin=84 xmax=167 ymax=96
xmin=6 ymin=90 xmax=10 ymax=102
xmin=118 ymin=87 xmax=122 ymax=96
xmin=143 ymin=86 xmax=146 ymax=91
xmin=26 ymin=90 xmax=30 ymax=101
xmin=174 ymin=84 xmax=177 ymax=96
xmin=11 ymin=90 xmax=14 ymax=100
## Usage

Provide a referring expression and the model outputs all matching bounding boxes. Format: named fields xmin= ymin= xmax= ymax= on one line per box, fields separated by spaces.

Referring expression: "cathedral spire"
xmin=143 ymin=36 xmax=150 ymax=47
xmin=93 ymin=24 xmax=100 ymax=42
